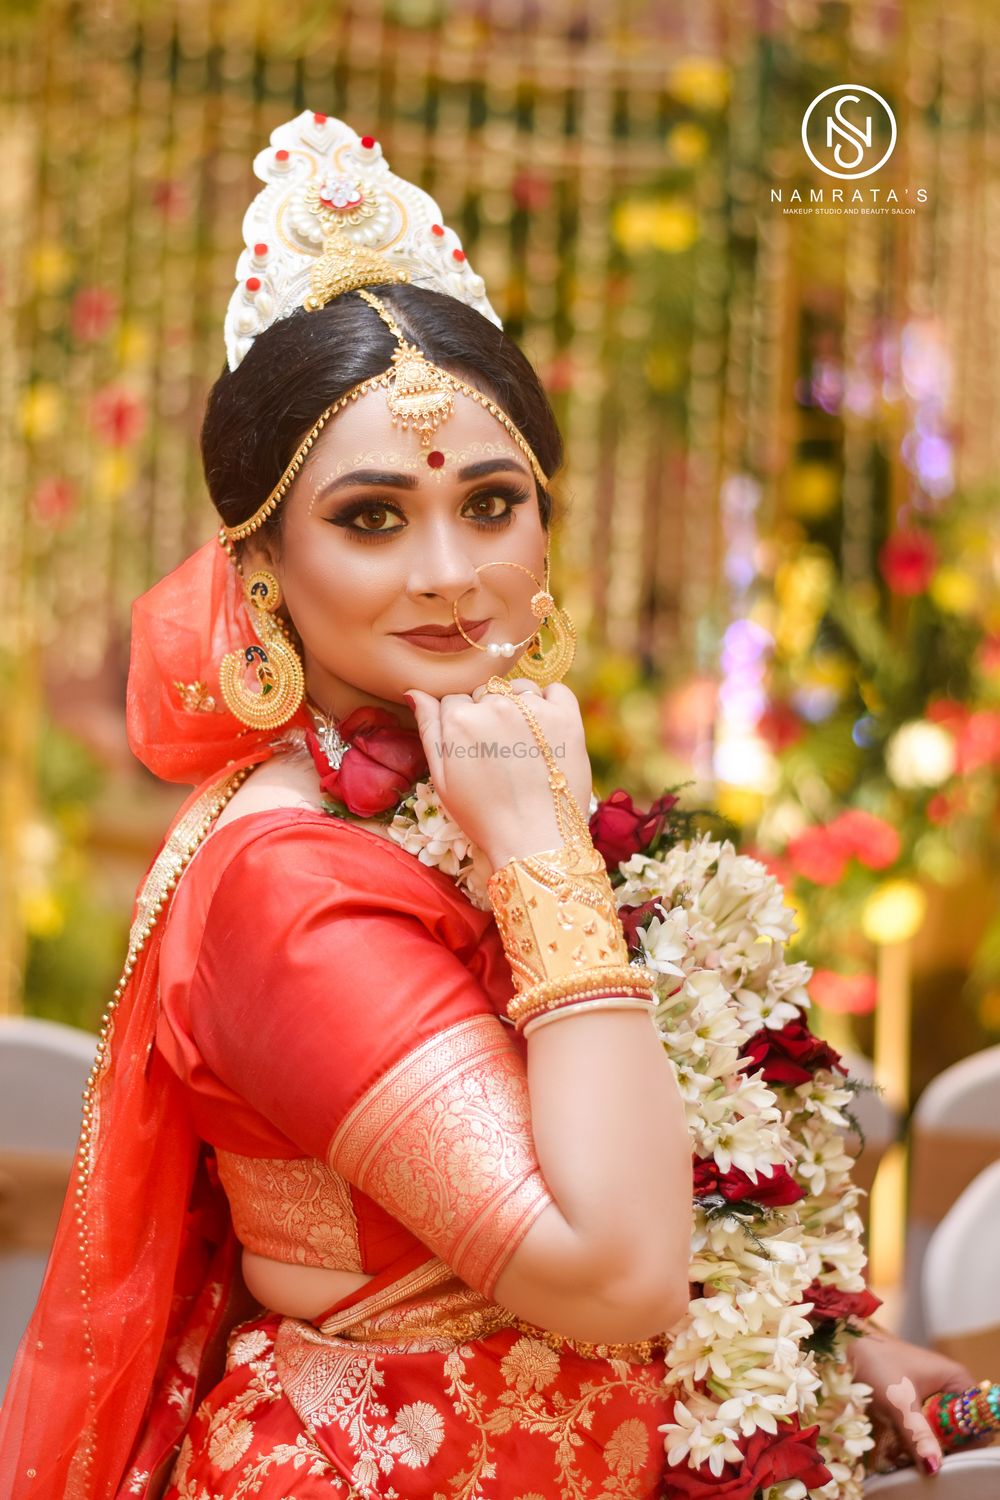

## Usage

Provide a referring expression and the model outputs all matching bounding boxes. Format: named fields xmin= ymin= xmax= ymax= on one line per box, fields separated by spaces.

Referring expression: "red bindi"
xmin=427 ymin=450 xmax=445 ymax=468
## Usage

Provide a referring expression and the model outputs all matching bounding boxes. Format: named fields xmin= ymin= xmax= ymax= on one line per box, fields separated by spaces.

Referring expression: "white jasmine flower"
xmin=661 ymin=1399 xmax=743 ymax=1475
xmin=637 ymin=906 xmax=688 ymax=977
xmin=716 ymin=1390 xmax=789 ymax=1437
xmin=453 ymin=841 xmax=492 ymax=910
xmin=791 ymin=1123 xmax=855 ymax=1197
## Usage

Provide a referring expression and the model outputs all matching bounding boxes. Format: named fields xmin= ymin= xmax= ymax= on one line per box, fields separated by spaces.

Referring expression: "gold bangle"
xmin=507 ymin=964 xmax=655 ymax=1024
xmin=489 ymin=855 xmax=632 ymax=995
xmin=521 ymin=996 xmax=655 ymax=1037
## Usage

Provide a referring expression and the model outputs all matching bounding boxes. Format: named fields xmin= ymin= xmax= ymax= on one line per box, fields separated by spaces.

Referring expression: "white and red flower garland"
xmin=375 ymin=781 xmax=878 ymax=1500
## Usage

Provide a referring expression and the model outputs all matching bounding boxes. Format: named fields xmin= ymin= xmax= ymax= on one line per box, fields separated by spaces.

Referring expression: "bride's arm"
xmin=492 ymin=1006 xmax=692 ymax=1343
xmin=406 ymin=680 xmax=692 ymax=1342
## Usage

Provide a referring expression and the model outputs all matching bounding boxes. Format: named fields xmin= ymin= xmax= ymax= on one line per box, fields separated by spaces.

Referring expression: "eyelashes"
xmin=326 ymin=486 xmax=532 ymax=543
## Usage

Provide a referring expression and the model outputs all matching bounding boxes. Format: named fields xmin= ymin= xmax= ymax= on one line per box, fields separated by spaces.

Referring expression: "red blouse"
xmin=155 ymin=808 xmax=553 ymax=1299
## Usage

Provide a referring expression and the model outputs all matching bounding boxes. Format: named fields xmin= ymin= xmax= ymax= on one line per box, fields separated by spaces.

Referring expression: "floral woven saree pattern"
xmin=164 ymin=1308 xmax=675 ymax=1500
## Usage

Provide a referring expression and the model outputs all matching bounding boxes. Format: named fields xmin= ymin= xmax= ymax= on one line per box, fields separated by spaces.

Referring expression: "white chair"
xmin=0 ymin=1016 xmax=97 ymax=1398
xmin=922 ymin=1156 xmax=1000 ymax=1375
xmin=865 ymin=1448 xmax=1000 ymax=1495
xmin=901 ymin=1045 xmax=1000 ymax=1345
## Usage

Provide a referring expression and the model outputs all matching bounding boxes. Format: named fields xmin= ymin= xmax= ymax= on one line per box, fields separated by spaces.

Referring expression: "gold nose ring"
xmin=451 ymin=561 xmax=552 ymax=659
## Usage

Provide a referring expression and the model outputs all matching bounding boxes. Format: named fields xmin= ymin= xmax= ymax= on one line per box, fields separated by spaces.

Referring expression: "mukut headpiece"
xmin=224 ymin=110 xmax=503 ymax=369
xmin=219 ymin=109 xmax=548 ymax=549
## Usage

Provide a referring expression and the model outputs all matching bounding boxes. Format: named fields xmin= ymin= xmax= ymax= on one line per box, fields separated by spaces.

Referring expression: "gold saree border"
xmin=329 ymin=1015 xmax=551 ymax=1296
xmin=315 ymin=1257 xmax=454 ymax=1335
xmin=215 ymin=1150 xmax=363 ymax=1272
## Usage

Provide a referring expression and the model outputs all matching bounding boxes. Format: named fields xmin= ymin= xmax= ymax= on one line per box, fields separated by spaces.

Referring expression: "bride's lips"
xmin=390 ymin=618 xmax=491 ymax=654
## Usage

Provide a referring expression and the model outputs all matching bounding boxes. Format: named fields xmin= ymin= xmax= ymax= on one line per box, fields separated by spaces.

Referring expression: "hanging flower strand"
xmin=332 ymin=773 xmax=878 ymax=1500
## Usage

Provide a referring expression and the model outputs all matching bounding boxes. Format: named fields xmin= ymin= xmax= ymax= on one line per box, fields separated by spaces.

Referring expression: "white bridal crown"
xmin=224 ymin=109 xmax=502 ymax=370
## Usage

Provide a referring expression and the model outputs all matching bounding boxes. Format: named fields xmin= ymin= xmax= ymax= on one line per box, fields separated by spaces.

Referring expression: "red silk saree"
xmin=0 ymin=540 xmax=676 ymax=1496
xmin=152 ymin=809 xmax=676 ymax=1498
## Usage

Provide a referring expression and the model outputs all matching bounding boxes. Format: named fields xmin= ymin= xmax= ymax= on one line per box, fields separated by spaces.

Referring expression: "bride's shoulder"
xmin=179 ymin=752 xmax=438 ymax=900
xmin=214 ymin=750 xmax=325 ymax=834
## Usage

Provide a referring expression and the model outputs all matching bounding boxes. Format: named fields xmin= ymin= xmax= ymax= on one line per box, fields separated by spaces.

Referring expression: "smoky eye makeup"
xmin=323 ymin=483 xmax=533 ymax=541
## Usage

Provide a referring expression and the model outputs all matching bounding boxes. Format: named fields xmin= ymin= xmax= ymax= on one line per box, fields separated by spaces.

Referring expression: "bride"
xmin=0 ymin=111 xmax=972 ymax=1499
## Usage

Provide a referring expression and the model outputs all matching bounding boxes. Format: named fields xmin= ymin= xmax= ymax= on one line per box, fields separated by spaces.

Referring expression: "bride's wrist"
xmin=482 ymin=821 xmax=571 ymax=874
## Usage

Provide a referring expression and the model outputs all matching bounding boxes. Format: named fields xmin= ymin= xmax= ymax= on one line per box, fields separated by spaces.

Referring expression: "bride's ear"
xmin=238 ymin=538 xmax=281 ymax=580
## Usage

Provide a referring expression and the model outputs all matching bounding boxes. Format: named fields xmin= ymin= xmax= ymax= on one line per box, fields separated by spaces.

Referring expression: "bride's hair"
xmin=201 ymin=282 xmax=564 ymax=548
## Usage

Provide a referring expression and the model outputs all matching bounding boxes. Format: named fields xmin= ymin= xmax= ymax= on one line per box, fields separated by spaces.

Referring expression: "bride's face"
xmin=246 ymin=387 xmax=549 ymax=723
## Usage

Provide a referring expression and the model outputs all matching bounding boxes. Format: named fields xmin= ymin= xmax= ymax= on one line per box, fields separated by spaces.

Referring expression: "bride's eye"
xmin=462 ymin=487 xmax=531 ymax=525
xmin=464 ymin=494 xmax=507 ymax=520
xmin=355 ymin=506 xmax=403 ymax=532
xmin=329 ymin=501 xmax=407 ymax=538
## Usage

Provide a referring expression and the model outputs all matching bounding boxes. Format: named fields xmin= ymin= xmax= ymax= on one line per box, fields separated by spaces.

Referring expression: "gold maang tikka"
xmin=219 ymin=292 xmax=548 ymax=550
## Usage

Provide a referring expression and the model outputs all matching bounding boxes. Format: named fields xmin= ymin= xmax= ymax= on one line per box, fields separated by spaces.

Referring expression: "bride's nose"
xmin=404 ymin=520 xmax=480 ymax=602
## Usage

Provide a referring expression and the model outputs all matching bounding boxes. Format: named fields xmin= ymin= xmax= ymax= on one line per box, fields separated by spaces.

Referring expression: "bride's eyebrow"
xmin=318 ymin=468 xmax=419 ymax=496
xmin=314 ymin=456 xmax=530 ymax=502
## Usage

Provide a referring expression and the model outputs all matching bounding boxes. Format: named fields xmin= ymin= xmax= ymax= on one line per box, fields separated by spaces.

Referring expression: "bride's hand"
xmin=853 ymin=1327 xmax=977 ymax=1475
xmin=403 ymin=678 xmax=593 ymax=871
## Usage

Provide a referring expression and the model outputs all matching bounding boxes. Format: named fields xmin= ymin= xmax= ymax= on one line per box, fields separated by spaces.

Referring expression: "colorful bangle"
xmin=923 ymin=1381 xmax=1000 ymax=1451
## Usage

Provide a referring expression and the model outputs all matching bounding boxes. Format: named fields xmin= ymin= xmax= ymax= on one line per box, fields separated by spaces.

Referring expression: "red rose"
xmin=618 ymin=898 xmax=665 ymax=951
xmin=32 ymin=476 xmax=76 ymax=525
xmin=956 ymin=710 xmax=1000 ymax=773
xmin=804 ymin=1278 xmax=882 ymax=1323
xmin=978 ymin=635 xmax=1000 ymax=676
xmin=926 ymin=791 xmax=952 ymax=826
xmin=511 ymin=170 xmax=552 ymax=212
xmin=589 ymin=789 xmax=678 ymax=870
xmin=693 ymin=1157 xmax=804 ymax=1208
xmin=667 ymin=1417 xmax=831 ymax=1499
xmin=71 ymin=285 xmax=117 ymax=341
xmin=926 ymin=696 xmax=967 ymax=728
xmin=878 ymin=529 xmax=937 ymax=595
xmin=306 ymin=706 xmax=428 ymax=816
xmin=827 ymin=809 xmax=900 ymax=871
xmin=741 ymin=1018 xmax=846 ymax=1087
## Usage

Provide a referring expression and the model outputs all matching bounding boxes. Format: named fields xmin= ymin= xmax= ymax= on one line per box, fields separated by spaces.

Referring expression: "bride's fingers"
xmin=540 ymin=681 xmax=579 ymax=707
xmin=403 ymin=689 xmax=444 ymax=784
xmin=884 ymin=1379 xmax=944 ymax=1474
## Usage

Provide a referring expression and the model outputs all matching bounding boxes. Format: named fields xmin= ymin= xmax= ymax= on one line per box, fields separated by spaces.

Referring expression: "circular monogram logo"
xmin=801 ymin=85 xmax=897 ymax=180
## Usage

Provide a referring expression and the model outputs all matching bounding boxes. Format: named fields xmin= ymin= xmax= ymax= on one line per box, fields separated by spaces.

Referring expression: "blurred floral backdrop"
xmin=2 ymin=0 xmax=1000 ymax=1122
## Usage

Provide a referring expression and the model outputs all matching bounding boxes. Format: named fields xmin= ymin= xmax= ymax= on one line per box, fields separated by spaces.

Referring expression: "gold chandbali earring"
xmin=219 ymin=570 xmax=306 ymax=730
xmin=451 ymin=560 xmax=576 ymax=688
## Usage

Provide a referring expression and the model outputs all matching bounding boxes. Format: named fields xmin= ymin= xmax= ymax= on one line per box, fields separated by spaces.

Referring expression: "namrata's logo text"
xmin=801 ymin=84 xmax=896 ymax=180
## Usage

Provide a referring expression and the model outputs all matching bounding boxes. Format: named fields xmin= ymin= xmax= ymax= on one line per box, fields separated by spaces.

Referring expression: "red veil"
xmin=0 ymin=539 xmax=310 ymax=1498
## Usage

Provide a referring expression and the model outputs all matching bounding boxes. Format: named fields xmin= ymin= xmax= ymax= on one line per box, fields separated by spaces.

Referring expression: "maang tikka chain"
xmin=220 ymin=291 xmax=549 ymax=548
